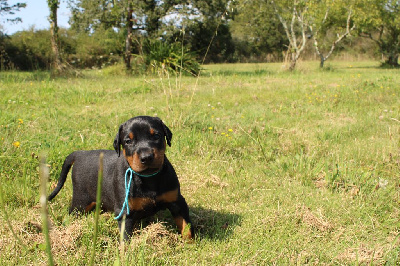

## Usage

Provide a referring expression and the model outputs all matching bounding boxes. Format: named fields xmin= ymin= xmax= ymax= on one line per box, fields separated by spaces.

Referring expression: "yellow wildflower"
xmin=13 ymin=141 xmax=20 ymax=148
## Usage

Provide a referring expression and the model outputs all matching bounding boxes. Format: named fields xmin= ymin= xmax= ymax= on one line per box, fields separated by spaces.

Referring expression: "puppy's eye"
xmin=125 ymin=139 xmax=133 ymax=145
xmin=153 ymin=134 xmax=161 ymax=140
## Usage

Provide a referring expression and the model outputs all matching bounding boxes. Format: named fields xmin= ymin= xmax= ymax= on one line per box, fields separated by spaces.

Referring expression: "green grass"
xmin=1 ymin=61 xmax=399 ymax=264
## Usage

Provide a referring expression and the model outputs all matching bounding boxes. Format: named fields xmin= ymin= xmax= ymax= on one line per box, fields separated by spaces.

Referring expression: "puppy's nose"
xmin=140 ymin=153 xmax=154 ymax=164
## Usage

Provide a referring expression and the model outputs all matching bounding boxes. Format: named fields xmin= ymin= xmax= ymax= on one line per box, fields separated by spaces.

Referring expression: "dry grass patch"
xmin=0 ymin=208 xmax=84 ymax=263
xmin=296 ymin=205 xmax=333 ymax=232
xmin=337 ymin=244 xmax=385 ymax=264
xmin=129 ymin=222 xmax=181 ymax=249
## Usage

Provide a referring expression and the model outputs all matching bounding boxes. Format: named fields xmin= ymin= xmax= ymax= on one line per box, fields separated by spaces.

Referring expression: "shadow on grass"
xmin=190 ymin=206 xmax=241 ymax=241
xmin=150 ymin=206 xmax=241 ymax=241
xmin=205 ymin=69 xmax=272 ymax=77
xmin=341 ymin=63 xmax=399 ymax=70
xmin=0 ymin=71 xmax=51 ymax=82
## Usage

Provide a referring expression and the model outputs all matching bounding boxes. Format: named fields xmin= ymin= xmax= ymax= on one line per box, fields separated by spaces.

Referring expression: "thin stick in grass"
xmin=39 ymin=155 xmax=54 ymax=266
xmin=89 ymin=152 xmax=104 ymax=266
xmin=116 ymin=214 xmax=126 ymax=265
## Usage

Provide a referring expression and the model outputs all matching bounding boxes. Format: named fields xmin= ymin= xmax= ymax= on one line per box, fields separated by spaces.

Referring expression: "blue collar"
xmin=114 ymin=167 xmax=161 ymax=220
xmin=130 ymin=168 xmax=161 ymax=178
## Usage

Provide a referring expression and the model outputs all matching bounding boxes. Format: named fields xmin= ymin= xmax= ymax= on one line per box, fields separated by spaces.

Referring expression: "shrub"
xmin=141 ymin=39 xmax=201 ymax=76
xmin=0 ymin=27 xmax=124 ymax=71
xmin=2 ymin=29 xmax=52 ymax=70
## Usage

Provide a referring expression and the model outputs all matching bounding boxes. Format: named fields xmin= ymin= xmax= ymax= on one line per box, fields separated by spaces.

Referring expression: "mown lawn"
xmin=0 ymin=61 xmax=399 ymax=264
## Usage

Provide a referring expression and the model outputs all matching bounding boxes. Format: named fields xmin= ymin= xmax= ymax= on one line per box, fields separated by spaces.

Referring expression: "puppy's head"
xmin=113 ymin=116 xmax=172 ymax=174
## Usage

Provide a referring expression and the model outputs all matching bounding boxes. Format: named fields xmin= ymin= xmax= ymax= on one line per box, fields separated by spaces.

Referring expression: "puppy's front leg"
xmin=167 ymin=195 xmax=194 ymax=240
xmin=118 ymin=216 xmax=135 ymax=241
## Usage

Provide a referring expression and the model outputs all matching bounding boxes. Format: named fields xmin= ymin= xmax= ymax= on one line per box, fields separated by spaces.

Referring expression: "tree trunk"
xmin=48 ymin=0 xmax=63 ymax=73
xmin=386 ymin=53 xmax=399 ymax=67
xmin=309 ymin=6 xmax=355 ymax=69
xmin=320 ymin=54 xmax=325 ymax=68
xmin=289 ymin=53 xmax=297 ymax=71
xmin=124 ymin=2 xmax=133 ymax=71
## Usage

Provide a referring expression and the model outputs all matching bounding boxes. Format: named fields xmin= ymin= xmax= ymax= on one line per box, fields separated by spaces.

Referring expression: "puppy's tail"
xmin=48 ymin=152 xmax=75 ymax=201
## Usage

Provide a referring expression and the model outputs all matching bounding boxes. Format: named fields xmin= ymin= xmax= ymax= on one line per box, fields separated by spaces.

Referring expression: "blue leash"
xmin=114 ymin=167 xmax=160 ymax=220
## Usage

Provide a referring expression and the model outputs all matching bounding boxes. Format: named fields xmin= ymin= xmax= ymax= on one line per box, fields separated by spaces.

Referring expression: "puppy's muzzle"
xmin=140 ymin=152 xmax=154 ymax=164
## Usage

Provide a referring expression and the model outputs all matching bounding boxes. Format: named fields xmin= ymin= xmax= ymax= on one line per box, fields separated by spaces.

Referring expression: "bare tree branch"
xmin=310 ymin=4 xmax=355 ymax=67
xmin=271 ymin=0 xmax=309 ymax=70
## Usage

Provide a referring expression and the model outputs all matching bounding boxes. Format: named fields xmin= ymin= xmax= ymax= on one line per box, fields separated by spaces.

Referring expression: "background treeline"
xmin=0 ymin=0 xmax=396 ymax=71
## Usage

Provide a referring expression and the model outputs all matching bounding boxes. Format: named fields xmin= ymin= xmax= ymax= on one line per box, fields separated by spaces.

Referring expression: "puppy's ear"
xmin=113 ymin=124 xmax=123 ymax=157
xmin=159 ymin=119 xmax=172 ymax=147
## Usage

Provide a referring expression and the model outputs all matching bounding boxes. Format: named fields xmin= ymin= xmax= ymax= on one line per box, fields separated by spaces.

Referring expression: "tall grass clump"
xmin=141 ymin=39 xmax=200 ymax=76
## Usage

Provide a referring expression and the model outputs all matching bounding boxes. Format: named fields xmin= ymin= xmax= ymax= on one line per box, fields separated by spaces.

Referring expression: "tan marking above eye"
xmin=150 ymin=128 xmax=155 ymax=135
xmin=128 ymin=132 xmax=134 ymax=140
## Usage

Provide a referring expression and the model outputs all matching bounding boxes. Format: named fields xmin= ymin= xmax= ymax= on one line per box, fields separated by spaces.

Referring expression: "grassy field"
xmin=0 ymin=61 xmax=399 ymax=264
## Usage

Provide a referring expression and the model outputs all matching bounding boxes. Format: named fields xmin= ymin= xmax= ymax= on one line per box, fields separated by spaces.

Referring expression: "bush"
xmin=141 ymin=39 xmax=201 ymax=76
xmin=67 ymin=54 xmax=120 ymax=69
xmin=62 ymin=27 xmax=124 ymax=69
xmin=1 ymin=29 xmax=52 ymax=70
xmin=0 ymin=27 xmax=124 ymax=71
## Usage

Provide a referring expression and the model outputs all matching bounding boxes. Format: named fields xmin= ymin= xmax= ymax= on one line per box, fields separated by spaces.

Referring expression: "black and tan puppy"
xmin=48 ymin=116 xmax=193 ymax=240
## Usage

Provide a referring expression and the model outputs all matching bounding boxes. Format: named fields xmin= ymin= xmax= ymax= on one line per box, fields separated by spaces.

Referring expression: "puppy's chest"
xmin=128 ymin=181 xmax=178 ymax=212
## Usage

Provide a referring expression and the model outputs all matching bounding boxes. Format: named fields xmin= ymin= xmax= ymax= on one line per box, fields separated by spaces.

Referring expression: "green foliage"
xmin=191 ymin=22 xmax=235 ymax=63
xmin=0 ymin=27 xmax=123 ymax=70
xmin=70 ymin=0 xmax=178 ymax=38
xmin=0 ymin=0 xmax=26 ymax=23
xmin=68 ymin=27 xmax=124 ymax=69
xmin=180 ymin=0 xmax=236 ymax=63
xmin=47 ymin=0 xmax=59 ymax=22
xmin=355 ymin=0 xmax=400 ymax=66
xmin=1 ymin=0 xmax=398 ymax=70
xmin=141 ymin=39 xmax=200 ymax=76
xmin=69 ymin=0 xmax=119 ymax=32
xmin=230 ymin=0 xmax=288 ymax=62
xmin=1 ymin=29 xmax=53 ymax=70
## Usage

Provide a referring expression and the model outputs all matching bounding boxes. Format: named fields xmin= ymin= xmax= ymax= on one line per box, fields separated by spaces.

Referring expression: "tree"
xmin=163 ymin=0 xmax=236 ymax=63
xmin=69 ymin=0 xmax=181 ymax=70
xmin=230 ymin=0 xmax=288 ymax=62
xmin=308 ymin=0 xmax=356 ymax=68
xmin=270 ymin=0 xmax=358 ymax=69
xmin=69 ymin=0 xmax=126 ymax=32
xmin=48 ymin=0 xmax=65 ymax=73
xmin=270 ymin=0 xmax=309 ymax=70
xmin=355 ymin=0 xmax=399 ymax=67
xmin=0 ymin=0 xmax=26 ymax=24
xmin=125 ymin=1 xmax=133 ymax=70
